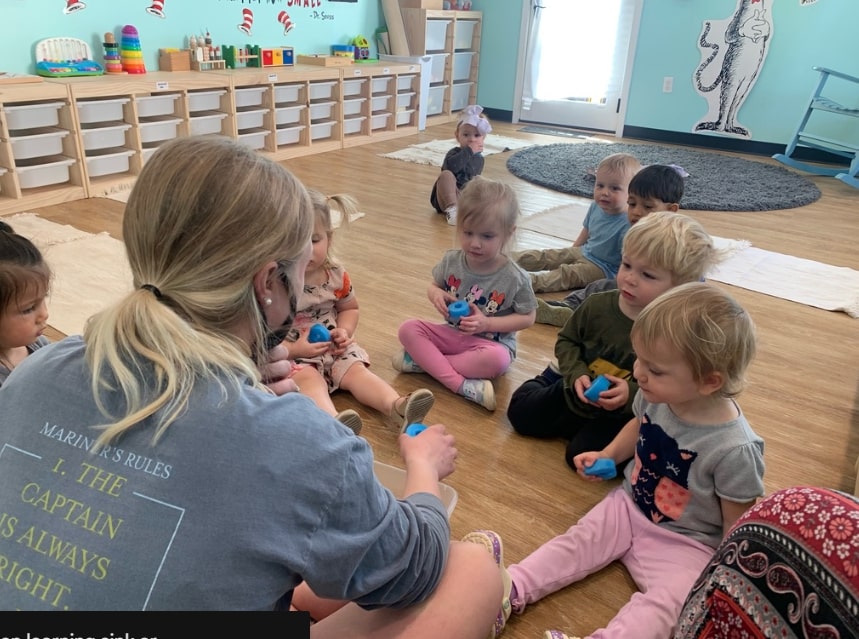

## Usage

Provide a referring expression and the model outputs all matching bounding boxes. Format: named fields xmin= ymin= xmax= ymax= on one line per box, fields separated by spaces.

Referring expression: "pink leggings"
xmin=508 ymin=488 xmax=714 ymax=639
xmin=397 ymin=319 xmax=513 ymax=392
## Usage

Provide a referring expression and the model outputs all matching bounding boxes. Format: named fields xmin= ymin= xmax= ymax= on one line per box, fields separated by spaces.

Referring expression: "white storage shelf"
xmin=236 ymin=107 xmax=269 ymax=131
xmin=85 ymin=148 xmax=135 ymax=178
xmin=4 ymin=102 xmax=65 ymax=130
xmin=234 ymin=86 xmax=267 ymax=108
xmin=274 ymin=83 xmax=303 ymax=105
xmin=276 ymin=124 xmax=305 ymax=147
xmin=138 ymin=117 xmax=182 ymax=144
xmin=189 ymin=112 xmax=228 ymax=136
xmin=187 ymin=90 xmax=226 ymax=113
xmin=136 ymin=94 xmax=180 ymax=118
xmin=275 ymin=104 xmax=306 ymax=126
xmin=76 ymin=98 xmax=129 ymax=125
xmin=9 ymin=128 xmax=69 ymax=160
xmin=237 ymin=129 xmax=270 ymax=150
xmin=80 ymin=123 xmax=131 ymax=151
xmin=15 ymin=156 xmax=76 ymax=189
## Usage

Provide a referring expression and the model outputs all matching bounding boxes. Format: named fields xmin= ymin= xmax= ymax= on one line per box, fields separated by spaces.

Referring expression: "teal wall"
xmin=472 ymin=0 xmax=858 ymax=147
xmin=4 ymin=0 xmax=853 ymax=148
xmin=0 ymin=0 xmax=382 ymax=77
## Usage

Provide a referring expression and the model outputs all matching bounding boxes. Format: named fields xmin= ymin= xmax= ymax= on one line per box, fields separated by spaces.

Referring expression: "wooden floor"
xmin=23 ymin=122 xmax=859 ymax=635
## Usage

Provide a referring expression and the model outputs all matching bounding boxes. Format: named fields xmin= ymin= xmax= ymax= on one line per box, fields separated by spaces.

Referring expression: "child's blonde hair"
xmin=457 ymin=176 xmax=519 ymax=251
xmin=306 ymin=189 xmax=360 ymax=269
xmin=631 ymin=282 xmax=756 ymax=398
xmin=0 ymin=221 xmax=51 ymax=315
xmin=597 ymin=152 xmax=641 ymax=181
xmin=622 ymin=211 xmax=719 ymax=284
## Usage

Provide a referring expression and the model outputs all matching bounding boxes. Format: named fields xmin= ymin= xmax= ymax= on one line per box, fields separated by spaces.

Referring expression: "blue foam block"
xmin=583 ymin=458 xmax=617 ymax=479
xmin=583 ymin=374 xmax=610 ymax=402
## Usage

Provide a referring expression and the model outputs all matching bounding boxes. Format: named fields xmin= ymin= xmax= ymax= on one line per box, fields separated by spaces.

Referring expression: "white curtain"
xmin=522 ymin=0 xmax=630 ymax=104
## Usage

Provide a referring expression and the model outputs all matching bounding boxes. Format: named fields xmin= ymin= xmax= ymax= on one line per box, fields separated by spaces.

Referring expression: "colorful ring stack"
xmin=120 ymin=25 xmax=147 ymax=74
xmin=103 ymin=32 xmax=123 ymax=74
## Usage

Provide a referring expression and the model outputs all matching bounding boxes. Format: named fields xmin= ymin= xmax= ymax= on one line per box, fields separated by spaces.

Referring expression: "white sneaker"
xmin=444 ymin=205 xmax=458 ymax=226
xmin=335 ymin=409 xmax=363 ymax=436
xmin=392 ymin=349 xmax=424 ymax=374
xmin=459 ymin=378 xmax=496 ymax=411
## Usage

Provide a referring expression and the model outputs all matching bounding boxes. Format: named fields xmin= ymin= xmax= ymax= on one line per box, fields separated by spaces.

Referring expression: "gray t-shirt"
xmin=623 ymin=392 xmax=765 ymax=548
xmin=432 ymin=249 xmax=537 ymax=357
xmin=0 ymin=337 xmax=450 ymax=610
xmin=0 ymin=335 xmax=50 ymax=387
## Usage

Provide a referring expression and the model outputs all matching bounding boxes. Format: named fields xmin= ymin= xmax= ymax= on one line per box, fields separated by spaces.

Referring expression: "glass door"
xmin=515 ymin=0 xmax=640 ymax=134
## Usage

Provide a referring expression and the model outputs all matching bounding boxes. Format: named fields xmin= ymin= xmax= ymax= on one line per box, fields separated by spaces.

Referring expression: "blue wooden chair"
xmin=773 ymin=66 xmax=859 ymax=190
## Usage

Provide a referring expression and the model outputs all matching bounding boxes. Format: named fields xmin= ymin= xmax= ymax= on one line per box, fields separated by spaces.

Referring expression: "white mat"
xmin=517 ymin=205 xmax=859 ymax=319
xmin=9 ymin=213 xmax=132 ymax=336
xmin=379 ymin=135 xmax=536 ymax=166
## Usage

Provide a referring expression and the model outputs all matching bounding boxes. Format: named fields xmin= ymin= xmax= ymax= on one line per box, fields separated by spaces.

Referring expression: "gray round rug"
xmin=506 ymin=142 xmax=821 ymax=211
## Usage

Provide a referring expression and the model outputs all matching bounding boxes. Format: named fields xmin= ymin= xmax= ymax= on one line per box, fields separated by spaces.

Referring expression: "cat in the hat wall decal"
xmin=238 ymin=8 xmax=254 ymax=36
xmin=145 ymin=0 xmax=166 ymax=18
xmin=63 ymin=0 xmax=86 ymax=13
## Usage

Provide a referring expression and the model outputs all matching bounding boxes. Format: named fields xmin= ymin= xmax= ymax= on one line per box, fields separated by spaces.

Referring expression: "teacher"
xmin=0 ymin=135 xmax=501 ymax=637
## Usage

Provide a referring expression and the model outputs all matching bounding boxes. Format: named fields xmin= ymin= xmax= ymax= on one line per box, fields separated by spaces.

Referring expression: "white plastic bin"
xmin=343 ymin=116 xmax=366 ymax=135
xmin=310 ymin=121 xmax=336 ymax=140
xmin=371 ymin=112 xmax=391 ymax=130
xmin=189 ymin=112 xmax=228 ymax=136
xmin=425 ymin=19 xmax=451 ymax=51
xmin=371 ymin=76 xmax=393 ymax=94
xmin=236 ymin=107 xmax=268 ymax=131
xmin=371 ymin=94 xmax=391 ymax=112
xmin=234 ymin=86 xmax=267 ymax=108
xmin=136 ymin=94 xmax=179 ymax=118
xmin=396 ymin=92 xmax=415 ymax=110
xmin=426 ymin=54 xmax=448 ymax=84
xmin=426 ymin=85 xmax=446 ymax=115
xmin=309 ymin=101 xmax=335 ymax=121
xmin=342 ymin=79 xmax=366 ymax=97
xmin=454 ymin=20 xmax=478 ymax=50
xmin=275 ymin=104 xmax=305 ymax=126
xmin=276 ymin=124 xmax=305 ymax=146
xmin=342 ymin=98 xmax=366 ymax=117
xmin=397 ymin=74 xmax=416 ymax=92
xmin=374 ymin=461 xmax=457 ymax=515
xmin=138 ymin=117 xmax=182 ymax=144
xmin=80 ymin=123 xmax=132 ymax=151
xmin=15 ymin=156 xmax=75 ymax=189
xmin=237 ymin=128 xmax=270 ymax=150
xmin=140 ymin=143 xmax=161 ymax=164
xmin=274 ymin=83 xmax=303 ymax=104
xmin=85 ymin=148 xmax=134 ymax=178
xmin=452 ymin=51 xmax=475 ymax=82
xmin=396 ymin=109 xmax=415 ymax=126
xmin=308 ymin=81 xmax=337 ymax=101
xmin=9 ymin=128 xmax=69 ymax=160
xmin=76 ymin=98 xmax=129 ymax=124
xmin=450 ymin=82 xmax=473 ymax=111
xmin=4 ymin=102 xmax=65 ymax=130
xmin=187 ymin=90 xmax=226 ymax=113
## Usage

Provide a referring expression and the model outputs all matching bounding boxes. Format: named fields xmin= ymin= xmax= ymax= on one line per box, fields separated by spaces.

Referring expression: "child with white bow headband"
xmin=430 ymin=104 xmax=492 ymax=226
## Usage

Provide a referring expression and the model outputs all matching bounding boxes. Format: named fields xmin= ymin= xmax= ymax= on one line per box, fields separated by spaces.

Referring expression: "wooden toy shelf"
xmin=0 ymin=61 xmax=422 ymax=214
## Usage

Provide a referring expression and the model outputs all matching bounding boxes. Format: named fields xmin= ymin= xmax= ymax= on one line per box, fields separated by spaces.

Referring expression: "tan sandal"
xmin=392 ymin=388 xmax=435 ymax=433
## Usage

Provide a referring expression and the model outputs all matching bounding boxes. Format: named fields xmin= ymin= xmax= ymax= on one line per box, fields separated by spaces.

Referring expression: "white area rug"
xmin=9 ymin=213 xmax=132 ymax=336
xmin=379 ymin=135 xmax=536 ymax=166
xmin=519 ymin=204 xmax=859 ymax=319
